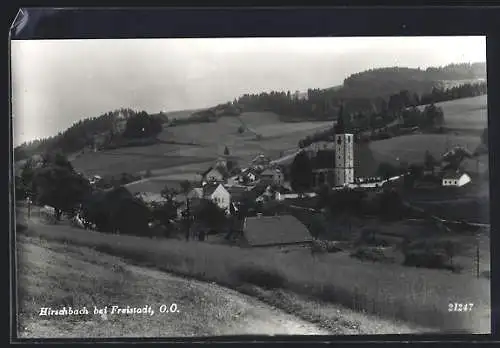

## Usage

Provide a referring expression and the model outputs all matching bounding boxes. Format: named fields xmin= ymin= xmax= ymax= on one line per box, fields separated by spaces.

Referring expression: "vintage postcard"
xmin=11 ymin=35 xmax=490 ymax=338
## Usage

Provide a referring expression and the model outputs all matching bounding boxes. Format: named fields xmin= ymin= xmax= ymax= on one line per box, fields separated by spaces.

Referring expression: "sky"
xmin=11 ymin=36 xmax=486 ymax=146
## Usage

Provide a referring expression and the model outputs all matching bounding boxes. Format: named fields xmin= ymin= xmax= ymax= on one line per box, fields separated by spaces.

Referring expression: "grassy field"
xmin=17 ymin=232 xmax=334 ymax=337
xmin=370 ymin=133 xmax=483 ymax=167
xmin=71 ymin=111 xmax=332 ymax=179
xmin=18 ymin=218 xmax=491 ymax=334
xmin=17 ymin=225 xmax=442 ymax=337
xmin=417 ymin=95 xmax=487 ymax=131
xmin=369 ymin=95 xmax=487 ymax=168
xmin=68 ymin=96 xmax=488 ymax=186
xmin=326 ymin=216 xmax=490 ymax=275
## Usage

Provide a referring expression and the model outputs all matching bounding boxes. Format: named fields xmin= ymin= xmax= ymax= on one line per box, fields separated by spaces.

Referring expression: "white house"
xmin=442 ymin=172 xmax=471 ymax=187
xmin=89 ymin=175 xmax=102 ymax=185
xmin=238 ymin=169 xmax=257 ymax=184
xmin=188 ymin=183 xmax=231 ymax=212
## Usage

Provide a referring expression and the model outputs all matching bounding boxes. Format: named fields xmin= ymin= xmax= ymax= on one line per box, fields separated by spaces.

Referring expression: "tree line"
xmin=13 ymin=63 xmax=486 ymax=162
xmin=230 ymin=82 xmax=485 ymax=136
xmin=230 ymin=66 xmax=486 ymax=123
xmin=14 ymin=108 xmax=168 ymax=162
xmin=15 ymin=151 xmax=231 ymax=240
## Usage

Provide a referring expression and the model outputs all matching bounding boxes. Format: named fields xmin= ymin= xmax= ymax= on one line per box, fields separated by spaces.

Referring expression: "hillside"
xmin=17 ymin=215 xmax=489 ymax=335
xmin=14 ymin=63 xmax=486 ymax=161
xmin=340 ymin=63 xmax=486 ymax=99
xmin=17 ymin=225 xmax=332 ymax=337
xmin=417 ymin=94 xmax=487 ymax=132
xmin=277 ymin=95 xmax=488 ymax=179
xmin=68 ymin=111 xmax=333 ymax=181
xmin=365 ymin=95 xmax=487 ymax=170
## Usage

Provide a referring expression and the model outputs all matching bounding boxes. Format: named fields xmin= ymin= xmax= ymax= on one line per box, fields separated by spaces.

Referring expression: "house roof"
xmin=135 ymin=192 xmax=166 ymax=204
xmin=243 ymin=215 xmax=313 ymax=246
xmin=201 ymin=166 xmax=217 ymax=177
xmin=261 ymin=168 xmax=277 ymax=176
xmin=442 ymin=170 xmax=468 ymax=180
xmin=203 ymin=183 xmax=228 ymax=197
xmin=203 ymin=184 xmax=219 ymax=196
xmin=226 ymin=185 xmax=248 ymax=200
xmin=202 ymin=165 xmax=229 ymax=179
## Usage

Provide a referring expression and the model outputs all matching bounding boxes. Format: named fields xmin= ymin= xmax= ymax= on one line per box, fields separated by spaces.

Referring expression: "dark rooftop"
xmin=226 ymin=185 xmax=248 ymax=201
xmin=202 ymin=183 xmax=222 ymax=196
xmin=243 ymin=214 xmax=313 ymax=247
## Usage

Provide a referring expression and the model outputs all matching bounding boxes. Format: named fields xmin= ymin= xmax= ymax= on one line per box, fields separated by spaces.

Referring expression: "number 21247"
xmin=448 ymin=303 xmax=474 ymax=312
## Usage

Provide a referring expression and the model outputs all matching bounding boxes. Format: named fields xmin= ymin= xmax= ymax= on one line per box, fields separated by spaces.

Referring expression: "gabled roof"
xmin=226 ymin=185 xmax=248 ymax=200
xmin=201 ymin=166 xmax=217 ymax=177
xmin=442 ymin=170 xmax=468 ymax=180
xmin=243 ymin=215 xmax=313 ymax=246
xmin=261 ymin=168 xmax=277 ymax=176
xmin=203 ymin=184 xmax=219 ymax=196
xmin=202 ymin=183 xmax=228 ymax=197
xmin=202 ymin=165 xmax=229 ymax=179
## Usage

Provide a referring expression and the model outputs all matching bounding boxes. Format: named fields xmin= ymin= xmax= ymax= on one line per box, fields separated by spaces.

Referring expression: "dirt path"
xmin=17 ymin=234 xmax=330 ymax=338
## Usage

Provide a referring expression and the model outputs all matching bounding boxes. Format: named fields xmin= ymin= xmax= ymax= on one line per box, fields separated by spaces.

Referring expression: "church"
xmin=310 ymin=103 xmax=356 ymax=188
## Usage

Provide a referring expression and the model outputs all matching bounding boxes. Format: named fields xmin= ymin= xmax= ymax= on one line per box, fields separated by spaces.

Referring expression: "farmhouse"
xmin=260 ymin=168 xmax=285 ymax=186
xmin=201 ymin=166 xmax=226 ymax=185
xmin=89 ymin=175 xmax=102 ymax=185
xmin=238 ymin=168 xmax=258 ymax=184
xmin=240 ymin=214 xmax=313 ymax=247
xmin=251 ymin=154 xmax=271 ymax=166
xmin=134 ymin=192 xmax=166 ymax=205
xmin=188 ymin=183 xmax=231 ymax=212
xmin=441 ymin=171 xmax=471 ymax=187
xmin=225 ymin=185 xmax=249 ymax=203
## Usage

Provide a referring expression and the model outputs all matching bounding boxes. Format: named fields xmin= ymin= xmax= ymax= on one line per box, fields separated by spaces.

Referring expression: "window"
xmin=347 ymin=136 xmax=351 ymax=143
xmin=337 ymin=137 xmax=342 ymax=145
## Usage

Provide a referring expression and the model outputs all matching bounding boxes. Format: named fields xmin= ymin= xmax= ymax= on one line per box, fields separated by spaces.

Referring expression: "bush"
xmin=16 ymin=222 xmax=28 ymax=233
xmin=357 ymin=228 xmax=390 ymax=247
xmin=403 ymin=249 xmax=449 ymax=269
xmin=311 ymin=239 xmax=342 ymax=254
xmin=232 ymin=263 xmax=287 ymax=290
xmin=350 ymin=246 xmax=395 ymax=263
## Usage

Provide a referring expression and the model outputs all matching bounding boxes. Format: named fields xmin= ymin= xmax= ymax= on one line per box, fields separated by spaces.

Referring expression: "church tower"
xmin=334 ymin=102 xmax=355 ymax=186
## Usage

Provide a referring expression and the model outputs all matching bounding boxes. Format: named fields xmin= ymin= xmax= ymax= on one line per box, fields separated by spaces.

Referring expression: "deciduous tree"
xmin=290 ymin=151 xmax=313 ymax=193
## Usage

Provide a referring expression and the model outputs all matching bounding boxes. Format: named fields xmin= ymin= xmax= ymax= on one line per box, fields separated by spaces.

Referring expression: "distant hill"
xmin=13 ymin=62 xmax=486 ymax=162
xmin=338 ymin=63 xmax=486 ymax=99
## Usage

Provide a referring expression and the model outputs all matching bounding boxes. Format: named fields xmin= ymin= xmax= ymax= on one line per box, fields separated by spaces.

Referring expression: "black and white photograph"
xmin=12 ymin=35 xmax=491 ymax=338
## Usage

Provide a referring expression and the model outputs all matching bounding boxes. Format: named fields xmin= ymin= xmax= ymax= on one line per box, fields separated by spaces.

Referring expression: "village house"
xmin=260 ymin=168 xmax=285 ymax=186
xmin=187 ymin=183 xmax=231 ymax=212
xmin=89 ymin=175 xmax=102 ymax=185
xmin=201 ymin=166 xmax=226 ymax=185
xmin=251 ymin=154 xmax=271 ymax=166
xmin=441 ymin=171 xmax=472 ymax=187
xmin=225 ymin=185 xmax=249 ymax=204
xmin=238 ymin=168 xmax=258 ymax=185
xmin=423 ymin=165 xmax=443 ymax=177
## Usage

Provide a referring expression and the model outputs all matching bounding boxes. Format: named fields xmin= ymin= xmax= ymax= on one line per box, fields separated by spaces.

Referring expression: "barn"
xmin=237 ymin=214 xmax=314 ymax=248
